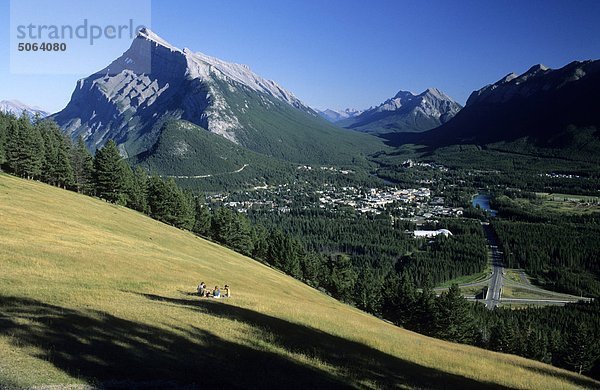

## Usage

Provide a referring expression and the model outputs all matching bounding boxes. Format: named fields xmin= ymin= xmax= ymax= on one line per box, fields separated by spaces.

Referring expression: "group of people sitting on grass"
xmin=197 ymin=282 xmax=230 ymax=298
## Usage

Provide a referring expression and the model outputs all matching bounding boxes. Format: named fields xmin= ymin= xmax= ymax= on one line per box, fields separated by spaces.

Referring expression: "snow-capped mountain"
xmin=0 ymin=100 xmax=49 ymax=118
xmin=318 ymin=108 xmax=364 ymax=123
xmin=52 ymin=29 xmax=379 ymax=166
xmin=339 ymin=88 xmax=462 ymax=134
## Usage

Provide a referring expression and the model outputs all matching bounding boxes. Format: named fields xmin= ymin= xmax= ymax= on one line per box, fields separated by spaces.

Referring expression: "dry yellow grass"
xmin=0 ymin=173 xmax=597 ymax=389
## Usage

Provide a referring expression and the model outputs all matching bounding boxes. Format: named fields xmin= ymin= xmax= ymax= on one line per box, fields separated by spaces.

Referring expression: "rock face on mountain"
xmin=53 ymin=29 xmax=380 ymax=165
xmin=318 ymin=108 xmax=363 ymax=123
xmin=398 ymin=60 xmax=600 ymax=149
xmin=338 ymin=88 xmax=462 ymax=134
xmin=0 ymin=100 xmax=49 ymax=118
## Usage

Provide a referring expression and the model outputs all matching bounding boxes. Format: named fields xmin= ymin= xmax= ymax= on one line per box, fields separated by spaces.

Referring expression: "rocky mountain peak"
xmin=339 ymin=87 xmax=462 ymax=134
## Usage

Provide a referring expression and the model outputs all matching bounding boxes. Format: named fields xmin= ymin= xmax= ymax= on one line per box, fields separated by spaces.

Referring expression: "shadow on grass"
xmin=0 ymin=295 xmax=342 ymax=388
xmin=5 ymin=293 xmax=591 ymax=389
xmin=137 ymin=293 xmax=513 ymax=389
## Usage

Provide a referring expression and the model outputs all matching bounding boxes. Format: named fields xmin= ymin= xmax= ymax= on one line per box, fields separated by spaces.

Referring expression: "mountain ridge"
xmin=382 ymin=59 xmax=600 ymax=160
xmin=338 ymin=87 xmax=462 ymax=134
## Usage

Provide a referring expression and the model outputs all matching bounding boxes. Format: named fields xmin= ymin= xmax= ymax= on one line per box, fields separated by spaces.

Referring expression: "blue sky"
xmin=1 ymin=0 xmax=599 ymax=113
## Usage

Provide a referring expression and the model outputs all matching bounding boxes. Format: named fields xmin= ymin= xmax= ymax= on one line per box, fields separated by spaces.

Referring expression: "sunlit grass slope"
xmin=0 ymin=173 xmax=597 ymax=389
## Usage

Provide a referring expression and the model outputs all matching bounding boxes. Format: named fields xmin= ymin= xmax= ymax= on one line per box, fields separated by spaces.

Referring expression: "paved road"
xmin=482 ymin=223 xmax=504 ymax=309
xmin=166 ymin=164 xmax=249 ymax=179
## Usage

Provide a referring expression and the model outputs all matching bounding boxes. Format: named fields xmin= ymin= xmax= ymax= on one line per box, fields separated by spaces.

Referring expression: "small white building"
xmin=413 ymin=229 xmax=453 ymax=238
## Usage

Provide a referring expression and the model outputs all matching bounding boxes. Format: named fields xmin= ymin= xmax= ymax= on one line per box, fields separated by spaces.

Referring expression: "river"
xmin=472 ymin=193 xmax=498 ymax=217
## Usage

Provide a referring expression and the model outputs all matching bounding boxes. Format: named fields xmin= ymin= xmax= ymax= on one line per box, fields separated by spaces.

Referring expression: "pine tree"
xmin=328 ymin=254 xmax=357 ymax=303
xmin=93 ymin=140 xmax=128 ymax=204
xmin=146 ymin=176 xmax=194 ymax=229
xmin=563 ymin=323 xmax=598 ymax=375
xmin=0 ymin=114 xmax=9 ymax=169
xmin=435 ymin=284 xmax=475 ymax=343
xmin=281 ymin=237 xmax=302 ymax=278
xmin=54 ymin=135 xmax=75 ymax=189
xmin=5 ymin=118 xmax=21 ymax=173
xmin=212 ymin=207 xmax=254 ymax=255
xmin=251 ymin=224 xmax=269 ymax=260
xmin=392 ymin=272 xmax=418 ymax=327
xmin=355 ymin=267 xmax=384 ymax=315
xmin=8 ymin=115 xmax=44 ymax=179
xmin=72 ymin=136 xmax=94 ymax=194
xmin=489 ymin=320 xmax=517 ymax=354
xmin=40 ymin=123 xmax=59 ymax=184
xmin=193 ymin=197 xmax=212 ymax=237
xmin=172 ymin=188 xmax=195 ymax=230
xmin=266 ymin=229 xmax=287 ymax=269
xmin=415 ymin=276 xmax=438 ymax=336
xmin=127 ymin=166 xmax=149 ymax=213
xmin=147 ymin=175 xmax=170 ymax=220
xmin=300 ymin=251 xmax=327 ymax=288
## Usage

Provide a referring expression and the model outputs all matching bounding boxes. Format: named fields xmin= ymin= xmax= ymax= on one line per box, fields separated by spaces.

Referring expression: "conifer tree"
xmin=251 ymin=224 xmax=269 ymax=260
xmin=5 ymin=118 xmax=21 ymax=173
xmin=0 ymin=114 xmax=9 ymax=169
xmin=126 ymin=166 xmax=149 ymax=213
xmin=40 ymin=123 xmax=59 ymax=184
xmin=8 ymin=115 xmax=44 ymax=179
xmin=193 ymin=197 xmax=212 ymax=237
xmin=212 ymin=207 xmax=254 ymax=255
xmin=72 ymin=136 xmax=94 ymax=194
xmin=54 ymin=134 xmax=75 ymax=189
xmin=415 ymin=276 xmax=438 ymax=336
xmin=147 ymin=176 xmax=194 ymax=229
xmin=563 ymin=323 xmax=598 ymax=374
xmin=435 ymin=284 xmax=475 ymax=343
xmin=300 ymin=251 xmax=327 ymax=288
xmin=93 ymin=140 xmax=129 ymax=204
xmin=328 ymin=254 xmax=358 ymax=303
xmin=147 ymin=175 xmax=170 ymax=219
xmin=355 ymin=267 xmax=384 ymax=315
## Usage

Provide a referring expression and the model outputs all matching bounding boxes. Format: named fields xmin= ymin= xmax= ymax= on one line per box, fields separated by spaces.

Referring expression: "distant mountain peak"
xmin=527 ymin=63 xmax=549 ymax=73
xmin=393 ymin=90 xmax=415 ymax=99
xmin=0 ymin=100 xmax=49 ymax=118
xmin=420 ymin=87 xmax=452 ymax=101
xmin=339 ymin=87 xmax=462 ymax=134
xmin=317 ymin=107 xmax=364 ymax=123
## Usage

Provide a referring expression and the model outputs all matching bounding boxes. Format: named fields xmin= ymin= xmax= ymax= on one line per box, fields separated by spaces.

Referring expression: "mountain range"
xmin=0 ymin=100 xmax=49 ymax=118
xmin=336 ymin=88 xmax=462 ymax=134
xmin=317 ymin=108 xmax=363 ymax=123
xmin=51 ymin=28 xmax=599 ymax=174
xmin=53 ymin=28 xmax=382 ymax=172
xmin=383 ymin=60 xmax=600 ymax=160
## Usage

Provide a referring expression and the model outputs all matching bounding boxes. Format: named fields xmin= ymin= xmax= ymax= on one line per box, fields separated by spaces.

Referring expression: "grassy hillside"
xmin=0 ymin=173 xmax=597 ymax=389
